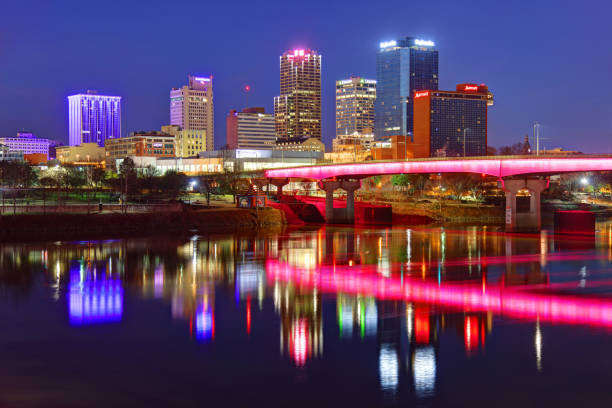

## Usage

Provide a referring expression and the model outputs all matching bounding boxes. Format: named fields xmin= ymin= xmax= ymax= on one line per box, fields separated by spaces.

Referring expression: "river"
xmin=1 ymin=224 xmax=611 ymax=406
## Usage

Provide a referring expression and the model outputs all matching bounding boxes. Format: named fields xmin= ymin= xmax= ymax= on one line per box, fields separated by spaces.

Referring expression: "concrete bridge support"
xmin=269 ymin=178 xmax=290 ymax=200
xmin=503 ymin=178 xmax=548 ymax=232
xmin=318 ymin=179 xmax=361 ymax=224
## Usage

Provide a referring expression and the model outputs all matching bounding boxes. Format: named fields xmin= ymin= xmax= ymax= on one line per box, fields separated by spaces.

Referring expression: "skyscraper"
xmin=274 ymin=49 xmax=322 ymax=144
xmin=336 ymin=76 xmax=376 ymax=137
xmin=375 ymin=37 xmax=438 ymax=139
xmin=67 ymin=91 xmax=121 ymax=147
xmin=170 ymin=75 xmax=214 ymax=152
xmin=412 ymin=84 xmax=494 ymax=158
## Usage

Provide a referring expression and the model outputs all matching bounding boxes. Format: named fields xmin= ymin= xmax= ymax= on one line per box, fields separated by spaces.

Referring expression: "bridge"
xmin=263 ymin=155 xmax=612 ymax=231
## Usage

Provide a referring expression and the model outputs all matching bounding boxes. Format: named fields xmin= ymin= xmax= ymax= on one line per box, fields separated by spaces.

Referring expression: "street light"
xmin=580 ymin=177 xmax=589 ymax=186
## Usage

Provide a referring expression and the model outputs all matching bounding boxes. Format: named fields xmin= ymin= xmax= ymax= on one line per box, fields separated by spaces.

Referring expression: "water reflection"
xmin=3 ymin=222 xmax=612 ymax=402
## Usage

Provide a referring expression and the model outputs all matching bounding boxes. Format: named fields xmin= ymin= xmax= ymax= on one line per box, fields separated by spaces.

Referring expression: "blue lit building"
xmin=68 ymin=91 xmax=121 ymax=147
xmin=375 ymin=37 xmax=438 ymax=139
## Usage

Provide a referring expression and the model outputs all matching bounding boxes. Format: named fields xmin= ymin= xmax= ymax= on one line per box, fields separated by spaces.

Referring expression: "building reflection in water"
xmin=412 ymin=346 xmax=436 ymax=398
xmin=68 ymin=260 xmax=123 ymax=326
xmin=6 ymin=222 xmax=612 ymax=397
xmin=379 ymin=343 xmax=399 ymax=392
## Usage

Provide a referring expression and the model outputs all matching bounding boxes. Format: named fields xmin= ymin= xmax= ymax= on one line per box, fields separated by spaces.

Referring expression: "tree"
xmin=118 ymin=157 xmax=137 ymax=208
xmin=158 ymin=170 xmax=187 ymax=200
xmin=391 ymin=174 xmax=411 ymax=192
xmin=441 ymin=173 xmax=482 ymax=200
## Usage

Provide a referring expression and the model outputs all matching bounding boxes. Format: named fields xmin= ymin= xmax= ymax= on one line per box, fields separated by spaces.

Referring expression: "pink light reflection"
xmin=266 ymin=260 xmax=612 ymax=329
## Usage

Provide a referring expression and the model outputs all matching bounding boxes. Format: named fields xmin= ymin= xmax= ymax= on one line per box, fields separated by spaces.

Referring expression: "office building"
xmin=226 ymin=107 xmax=275 ymax=150
xmin=375 ymin=37 xmax=438 ymax=139
xmin=412 ymin=84 xmax=493 ymax=158
xmin=105 ymin=131 xmax=175 ymax=167
xmin=274 ymin=49 xmax=322 ymax=144
xmin=0 ymin=144 xmax=23 ymax=161
xmin=336 ymin=76 xmax=376 ymax=138
xmin=56 ymin=143 xmax=106 ymax=166
xmin=0 ymin=132 xmax=50 ymax=159
xmin=67 ymin=91 xmax=121 ymax=146
xmin=170 ymin=75 xmax=214 ymax=151
xmin=161 ymin=125 xmax=206 ymax=158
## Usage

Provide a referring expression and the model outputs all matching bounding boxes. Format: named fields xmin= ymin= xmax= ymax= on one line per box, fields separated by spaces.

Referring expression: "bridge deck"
xmin=264 ymin=155 xmax=612 ymax=180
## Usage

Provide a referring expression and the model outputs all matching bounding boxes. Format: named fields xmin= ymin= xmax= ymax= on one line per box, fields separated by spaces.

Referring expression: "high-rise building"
xmin=67 ymin=91 xmax=121 ymax=147
xmin=375 ymin=37 xmax=438 ymax=139
xmin=412 ymin=84 xmax=494 ymax=158
xmin=226 ymin=107 xmax=276 ymax=150
xmin=170 ymin=75 xmax=214 ymax=152
xmin=274 ymin=49 xmax=322 ymax=145
xmin=336 ymin=76 xmax=376 ymax=138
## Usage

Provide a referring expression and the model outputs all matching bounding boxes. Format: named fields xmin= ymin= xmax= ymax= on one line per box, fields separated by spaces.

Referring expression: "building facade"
xmin=161 ymin=125 xmax=206 ymax=158
xmin=226 ymin=107 xmax=275 ymax=150
xmin=375 ymin=37 xmax=438 ymax=139
xmin=67 ymin=91 xmax=121 ymax=147
xmin=0 ymin=132 xmax=50 ymax=158
xmin=412 ymin=84 xmax=494 ymax=158
xmin=56 ymin=143 xmax=106 ymax=166
xmin=336 ymin=76 xmax=376 ymax=138
xmin=0 ymin=144 xmax=24 ymax=161
xmin=274 ymin=49 xmax=322 ymax=144
xmin=170 ymin=75 xmax=214 ymax=152
xmin=105 ymin=131 xmax=175 ymax=167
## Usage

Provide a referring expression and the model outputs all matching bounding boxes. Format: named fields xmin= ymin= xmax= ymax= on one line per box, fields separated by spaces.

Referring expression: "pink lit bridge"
xmin=262 ymin=155 xmax=612 ymax=230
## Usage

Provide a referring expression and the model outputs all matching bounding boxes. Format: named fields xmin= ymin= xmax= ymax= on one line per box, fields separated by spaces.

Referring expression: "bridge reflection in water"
xmin=7 ymin=223 xmax=612 ymax=401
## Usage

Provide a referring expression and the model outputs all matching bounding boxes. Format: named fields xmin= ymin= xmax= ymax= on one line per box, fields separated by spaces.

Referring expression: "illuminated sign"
xmin=464 ymin=85 xmax=478 ymax=91
xmin=379 ymin=40 xmax=397 ymax=48
xmin=415 ymin=91 xmax=429 ymax=98
xmin=414 ymin=39 xmax=435 ymax=47
xmin=153 ymin=143 xmax=163 ymax=147
xmin=293 ymin=49 xmax=305 ymax=57
xmin=193 ymin=77 xmax=210 ymax=82
xmin=338 ymin=79 xmax=354 ymax=85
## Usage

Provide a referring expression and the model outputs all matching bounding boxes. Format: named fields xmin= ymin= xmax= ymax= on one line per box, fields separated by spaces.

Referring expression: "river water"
xmin=1 ymin=224 xmax=612 ymax=407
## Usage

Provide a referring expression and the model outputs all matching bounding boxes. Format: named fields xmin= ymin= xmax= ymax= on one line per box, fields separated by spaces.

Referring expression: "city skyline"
xmin=1 ymin=0 xmax=610 ymax=152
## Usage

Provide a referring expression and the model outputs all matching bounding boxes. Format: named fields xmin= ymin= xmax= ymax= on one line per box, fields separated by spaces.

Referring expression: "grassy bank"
xmin=0 ymin=207 xmax=286 ymax=241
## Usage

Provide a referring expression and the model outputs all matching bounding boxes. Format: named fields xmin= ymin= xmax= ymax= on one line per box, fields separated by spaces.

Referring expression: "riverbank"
xmin=0 ymin=206 xmax=286 ymax=241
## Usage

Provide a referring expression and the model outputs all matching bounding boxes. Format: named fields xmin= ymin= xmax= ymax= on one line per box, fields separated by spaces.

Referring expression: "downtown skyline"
xmin=1 ymin=0 xmax=610 ymax=152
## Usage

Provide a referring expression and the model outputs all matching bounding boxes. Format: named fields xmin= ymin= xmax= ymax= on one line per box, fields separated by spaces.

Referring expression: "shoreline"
xmin=0 ymin=207 xmax=286 ymax=242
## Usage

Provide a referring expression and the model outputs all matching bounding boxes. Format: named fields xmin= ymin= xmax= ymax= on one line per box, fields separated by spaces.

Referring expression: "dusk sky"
xmin=1 ymin=0 xmax=610 ymax=152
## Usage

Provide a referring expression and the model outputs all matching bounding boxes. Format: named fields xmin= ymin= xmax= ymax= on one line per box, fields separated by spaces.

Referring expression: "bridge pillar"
xmin=318 ymin=179 xmax=361 ymax=224
xmin=341 ymin=179 xmax=361 ymax=224
xmin=503 ymin=178 xmax=548 ymax=232
xmin=318 ymin=180 xmax=341 ymax=222
xmin=269 ymin=178 xmax=290 ymax=200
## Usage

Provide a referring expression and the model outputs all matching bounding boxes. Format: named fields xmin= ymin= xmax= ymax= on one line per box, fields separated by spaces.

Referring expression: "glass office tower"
xmin=412 ymin=84 xmax=494 ymax=158
xmin=375 ymin=37 xmax=438 ymax=139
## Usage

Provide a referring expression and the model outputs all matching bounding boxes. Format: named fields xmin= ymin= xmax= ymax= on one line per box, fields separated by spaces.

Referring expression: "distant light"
xmin=379 ymin=40 xmax=397 ymax=49
xmin=580 ymin=177 xmax=589 ymax=185
xmin=415 ymin=39 xmax=435 ymax=47
xmin=245 ymin=85 xmax=251 ymax=92
xmin=415 ymin=91 xmax=429 ymax=98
